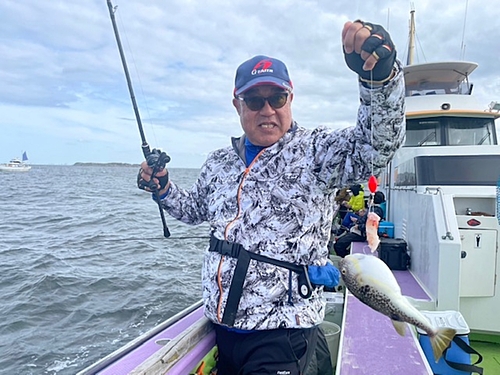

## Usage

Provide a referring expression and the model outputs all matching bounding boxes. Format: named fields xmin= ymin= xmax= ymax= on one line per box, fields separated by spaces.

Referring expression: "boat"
xmin=0 ymin=152 xmax=31 ymax=172
xmin=78 ymin=8 xmax=500 ymax=375
xmin=381 ymin=11 xmax=500 ymax=335
xmin=373 ymin=8 xmax=500 ymax=373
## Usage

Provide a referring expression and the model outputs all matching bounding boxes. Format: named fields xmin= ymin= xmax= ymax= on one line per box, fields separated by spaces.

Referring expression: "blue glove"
xmin=308 ymin=263 xmax=340 ymax=288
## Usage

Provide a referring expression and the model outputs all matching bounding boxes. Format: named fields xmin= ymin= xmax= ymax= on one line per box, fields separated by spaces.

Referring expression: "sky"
xmin=1 ymin=0 xmax=499 ymax=168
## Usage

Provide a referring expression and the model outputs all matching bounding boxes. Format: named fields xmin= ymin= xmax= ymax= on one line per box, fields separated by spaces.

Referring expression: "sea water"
xmin=0 ymin=165 xmax=208 ymax=374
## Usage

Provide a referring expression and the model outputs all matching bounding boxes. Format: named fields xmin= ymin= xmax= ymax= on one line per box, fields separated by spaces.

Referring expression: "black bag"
xmin=419 ymin=334 xmax=484 ymax=375
xmin=444 ymin=336 xmax=484 ymax=374
xmin=379 ymin=238 xmax=410 ymax=270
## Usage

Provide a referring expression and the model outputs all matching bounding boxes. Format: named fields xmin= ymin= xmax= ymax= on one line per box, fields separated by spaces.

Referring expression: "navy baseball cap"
xmin=234 ymin=55 xmax=293 ymax=97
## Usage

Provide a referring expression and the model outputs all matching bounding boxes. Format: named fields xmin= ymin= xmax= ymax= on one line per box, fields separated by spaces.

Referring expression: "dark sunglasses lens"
xmin=245 ymin=97 xmax=266 ymax=111
xmin=269 ymin=94 xmax=287 ymax=109
xmin=244 ymin=93 xmax=288 ymax=111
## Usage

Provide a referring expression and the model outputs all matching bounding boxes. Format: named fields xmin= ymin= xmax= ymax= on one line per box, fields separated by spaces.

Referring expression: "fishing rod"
xmin=106 ymin=0 xmax=171 ymax=238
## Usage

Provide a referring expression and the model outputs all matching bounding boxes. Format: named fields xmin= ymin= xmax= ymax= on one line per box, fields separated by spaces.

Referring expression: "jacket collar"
xmin=231 ymin=121 xmax=298 ymax=164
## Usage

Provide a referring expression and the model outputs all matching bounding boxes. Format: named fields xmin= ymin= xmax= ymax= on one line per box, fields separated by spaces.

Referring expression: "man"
xmin=138 ymin=20 xmax=405 ymax=375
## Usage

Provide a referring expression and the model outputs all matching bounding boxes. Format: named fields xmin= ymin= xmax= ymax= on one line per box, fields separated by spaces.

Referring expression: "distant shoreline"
xmin=22 ymin=163 xmax=200 ymax=169
xmin=73 ymin=162 xmax=139 ymax=167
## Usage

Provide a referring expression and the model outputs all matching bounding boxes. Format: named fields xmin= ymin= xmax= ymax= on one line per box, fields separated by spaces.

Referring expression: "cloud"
xmin=0 ymin=0 xmax=499 ymax=166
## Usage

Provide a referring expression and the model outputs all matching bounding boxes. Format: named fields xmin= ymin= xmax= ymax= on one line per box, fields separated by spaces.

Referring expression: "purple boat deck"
xmin=337 ymin=242 xmax=433 ymax=375
xmin=95 ymin=304 xmax=212 ymax=375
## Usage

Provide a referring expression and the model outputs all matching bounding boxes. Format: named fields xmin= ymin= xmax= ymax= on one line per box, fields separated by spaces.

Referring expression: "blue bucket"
xmin=419 ymin=335 xmax=471 ymax=374
xmin=417 ymin=310 xmax=472 ymax=375
xmin=378 ymin=221 xmax=394 ymax=238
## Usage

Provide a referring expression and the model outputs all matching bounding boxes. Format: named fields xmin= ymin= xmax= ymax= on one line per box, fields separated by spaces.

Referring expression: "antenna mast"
xmin=407 ymin=4 xmax=416 ymax=66
xmin=460 ymin=0 xmax=469 ymax=60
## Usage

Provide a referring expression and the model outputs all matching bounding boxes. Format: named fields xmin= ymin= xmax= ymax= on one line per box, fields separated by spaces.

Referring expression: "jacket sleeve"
xmin=157 ymin=157 xmax=214 ymax=225
xmin=311 ymin=60 xmax=406 ymax=189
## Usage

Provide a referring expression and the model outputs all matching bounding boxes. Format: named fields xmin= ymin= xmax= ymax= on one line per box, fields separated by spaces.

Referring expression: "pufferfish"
xmin=339 ymin=253 xmax=456 ymax=362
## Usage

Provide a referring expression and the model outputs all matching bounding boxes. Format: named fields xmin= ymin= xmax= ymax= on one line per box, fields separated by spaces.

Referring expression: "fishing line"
xmin=367 ymin=67 xmax=377 ymax=212
xmin=115 ymin=7 xmax=159 ymax=146
xmin=96 ymin=235 xmax=210 ymax=242
xmin=370 ymin=69 xmax=374 ymax=178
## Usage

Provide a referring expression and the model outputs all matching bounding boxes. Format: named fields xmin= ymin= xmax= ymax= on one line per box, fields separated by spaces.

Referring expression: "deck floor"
xmin=469 ymin=336 xmax=500 ymax=374
xmin=336 ymin=242 xmax=433 ymax=374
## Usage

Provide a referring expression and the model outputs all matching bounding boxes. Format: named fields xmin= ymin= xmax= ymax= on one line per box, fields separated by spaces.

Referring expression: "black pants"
xmin=214 ymin=324 xmax=319 ymax=375
xmin=304 ymin=326 xmax=333 ymax=375
xmin=333 ymin=232 xmax=365 ymax=257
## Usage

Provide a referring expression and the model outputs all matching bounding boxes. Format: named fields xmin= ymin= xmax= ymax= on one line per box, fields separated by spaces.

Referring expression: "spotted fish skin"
xmin=340 ymin=253 xmax=456 ymax=361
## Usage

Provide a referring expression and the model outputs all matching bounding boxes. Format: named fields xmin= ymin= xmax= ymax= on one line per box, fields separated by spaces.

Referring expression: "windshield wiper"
xmin=418 ymin=131 xmax=436 ymax=146
xmin=477 ymin=132 xmax=490 ymax=145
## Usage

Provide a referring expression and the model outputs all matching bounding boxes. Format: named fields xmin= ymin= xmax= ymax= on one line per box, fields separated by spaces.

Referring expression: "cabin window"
xmin=415 ymin=155 xmax=500 ymax=185
xmin=447 ymin=118 xmax=495 ymax=145
xmin=405 ymin=116 xmax=497 ymax=147
xmin=404 ymin=120 xmax=442 ymax=146
xmin=394 ymin=158 xmax=417 ymax=187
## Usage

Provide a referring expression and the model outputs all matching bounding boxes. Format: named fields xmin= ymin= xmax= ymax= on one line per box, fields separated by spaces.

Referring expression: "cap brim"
xmin=235 ymin=76 xmax=292 ymax=96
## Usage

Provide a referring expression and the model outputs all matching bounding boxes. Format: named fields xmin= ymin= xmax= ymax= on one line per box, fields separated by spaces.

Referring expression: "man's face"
xmin=233 ymin=85 xmax=293 ymax=147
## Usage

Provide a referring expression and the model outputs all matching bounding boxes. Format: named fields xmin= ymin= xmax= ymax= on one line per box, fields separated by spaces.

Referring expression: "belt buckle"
xmin=220 ymin=240 xmax=240 ymax=258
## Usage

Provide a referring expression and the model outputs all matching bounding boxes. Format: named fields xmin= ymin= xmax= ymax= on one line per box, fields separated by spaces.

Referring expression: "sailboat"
xmin=0 ymin=151 xmax=32 ymax=172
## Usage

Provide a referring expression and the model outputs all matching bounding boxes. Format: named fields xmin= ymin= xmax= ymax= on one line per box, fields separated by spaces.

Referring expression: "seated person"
xmin=333 ymin=203 xmax=383 ymax=258
xmin=374 ymin=191 xmax=386 ymax=219
xmin=334 ymin=187 xmax=351 ymax=220
xmin=341 ymin=209 xmax=365 ymax=229
xmin=346 ymin=184 xmax=365 ymax=212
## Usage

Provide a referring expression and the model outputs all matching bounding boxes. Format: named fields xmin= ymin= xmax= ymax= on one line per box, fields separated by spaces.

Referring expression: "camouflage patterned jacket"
xmin=160 ymin=62 xmax=405 ymax=330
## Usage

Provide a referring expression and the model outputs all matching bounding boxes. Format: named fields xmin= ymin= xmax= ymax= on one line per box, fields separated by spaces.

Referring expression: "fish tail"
xmin=430 ymin=327 xmax=457 ymax=362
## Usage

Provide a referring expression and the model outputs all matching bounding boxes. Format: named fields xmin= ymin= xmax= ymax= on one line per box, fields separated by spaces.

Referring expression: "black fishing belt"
xmin=209 ymin=234 xmax=313 ymax=327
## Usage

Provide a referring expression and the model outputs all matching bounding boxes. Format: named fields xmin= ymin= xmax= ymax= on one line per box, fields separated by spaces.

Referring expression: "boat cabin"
xmin=381 ymin=61 xmax=500 ymax=340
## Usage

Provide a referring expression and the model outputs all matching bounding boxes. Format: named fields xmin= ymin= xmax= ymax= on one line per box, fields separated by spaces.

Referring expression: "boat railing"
xmin=131 ymin=315 xmax=214 ymax=374
xmin=77 ymin=300 xmax=203 ymax=375
xmin=424 ymin=187 xmax=454 ymax=240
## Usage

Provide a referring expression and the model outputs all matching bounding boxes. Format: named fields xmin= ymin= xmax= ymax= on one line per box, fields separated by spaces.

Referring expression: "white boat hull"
xmin=0 ymin=165 xmax=31 ymax=172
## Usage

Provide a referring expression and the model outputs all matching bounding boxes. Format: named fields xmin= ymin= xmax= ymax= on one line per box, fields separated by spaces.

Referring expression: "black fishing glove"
xmin=136 ymin=168 xmax=169 ymax=191
xmin=137 ymin=169 xmax=149 ymax=190
xmin=136 ymin=148 xmax=171 ymax=191
xmin=344 ymin=21 xmax=396 ymax=83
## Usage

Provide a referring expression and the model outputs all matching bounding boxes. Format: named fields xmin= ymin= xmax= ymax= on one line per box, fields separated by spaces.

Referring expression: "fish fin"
xmin=430 ymin=327 xmax=457 ymax=362
xmin=404 ymin=296 xmax=436 ymax=311
xmin=391 ymin=320 xmax=407 ymax=336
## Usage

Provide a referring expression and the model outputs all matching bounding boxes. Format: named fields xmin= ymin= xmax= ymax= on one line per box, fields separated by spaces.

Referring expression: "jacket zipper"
xmin=216 ymin=149 xmax=266 ymax=323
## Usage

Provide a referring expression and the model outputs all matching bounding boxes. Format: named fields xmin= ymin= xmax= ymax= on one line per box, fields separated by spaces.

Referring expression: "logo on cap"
xmin=234 ymin=55 xmax=292 ymax=96
xmin=252 ymin=60 xmax=273 ymax=75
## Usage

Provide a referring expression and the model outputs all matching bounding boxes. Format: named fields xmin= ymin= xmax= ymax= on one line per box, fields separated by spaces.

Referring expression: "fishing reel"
xmin=146 ymin=148 xmax=171 ymax=170
xmin=144 ymin=148 xmax=171 ymax=192
xmin=144 ymin=148 xmax=172 ymax=238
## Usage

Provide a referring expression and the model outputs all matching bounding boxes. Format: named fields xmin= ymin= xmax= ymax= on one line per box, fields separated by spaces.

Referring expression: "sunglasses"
xmin=237 ymin=92 xmax=289 ymax=111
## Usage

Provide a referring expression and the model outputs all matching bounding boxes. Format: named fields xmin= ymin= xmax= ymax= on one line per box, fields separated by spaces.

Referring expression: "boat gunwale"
xmin=76 ymin=300 xmax=203 ymax=375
